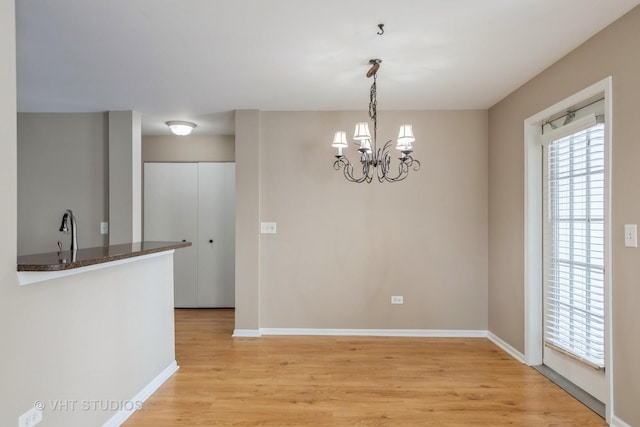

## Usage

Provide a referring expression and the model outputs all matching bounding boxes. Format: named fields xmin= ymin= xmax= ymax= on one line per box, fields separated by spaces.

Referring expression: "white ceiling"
xmin=16 ymin=0 xmax=640 ymax=135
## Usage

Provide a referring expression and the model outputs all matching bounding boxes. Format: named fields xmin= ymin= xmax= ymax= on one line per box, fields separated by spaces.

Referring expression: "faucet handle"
xmin=59 ymin=213 xmax=69 ymax=232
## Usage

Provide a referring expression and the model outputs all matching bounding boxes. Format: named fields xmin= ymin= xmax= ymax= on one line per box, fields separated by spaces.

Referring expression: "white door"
xmin=144 ymin=162 xmax=235 ymax=308
xmin=542 ymin=117 xmax=607 ymax=401
xmin=198 ymin=163 xmax=236 ymax=307
xmin=144 ymin=163 xmax=199 ymax=307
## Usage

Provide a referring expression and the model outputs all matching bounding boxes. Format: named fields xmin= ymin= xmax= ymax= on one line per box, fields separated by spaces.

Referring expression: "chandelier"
xmin=331 ymin=58 xmax=421 ymax=183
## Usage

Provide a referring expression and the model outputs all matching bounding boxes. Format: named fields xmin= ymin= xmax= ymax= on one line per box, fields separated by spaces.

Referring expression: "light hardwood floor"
xmin=124 ymin=309 xmax=606 ymax=426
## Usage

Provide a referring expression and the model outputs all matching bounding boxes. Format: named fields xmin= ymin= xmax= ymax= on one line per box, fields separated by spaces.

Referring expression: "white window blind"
xmin=543 ymin=115 xmax=605 ymax=369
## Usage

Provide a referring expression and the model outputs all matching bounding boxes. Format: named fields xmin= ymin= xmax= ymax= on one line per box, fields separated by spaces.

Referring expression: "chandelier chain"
xmin=369 ymin=73 xmax=377 ymax=150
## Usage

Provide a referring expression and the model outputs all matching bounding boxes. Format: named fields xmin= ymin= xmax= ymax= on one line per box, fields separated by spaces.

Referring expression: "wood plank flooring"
xmin=124 ymin=309 xmax=606 ymax=426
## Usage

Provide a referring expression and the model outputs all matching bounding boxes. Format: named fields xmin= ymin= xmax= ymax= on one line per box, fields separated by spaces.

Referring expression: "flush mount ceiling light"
xmin=331 ymin=26 xmax=420 ymax=183
xmin=166 ymin=120 xmax=196 ymax=136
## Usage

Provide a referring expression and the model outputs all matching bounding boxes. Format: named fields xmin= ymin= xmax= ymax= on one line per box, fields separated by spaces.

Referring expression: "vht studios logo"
xmin=34 ymin=399 xmax=143 ymax=412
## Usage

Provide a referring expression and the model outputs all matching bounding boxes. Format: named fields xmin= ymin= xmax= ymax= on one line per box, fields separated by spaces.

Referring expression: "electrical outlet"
xmin=100 ymin=221 xmax=109 ymax=235
xmin=19 ymin=407 xmax=42 ymax=427
xmin=624 ymin=224 xmax=637 ymax=247
xmin=260 ymin=222 xmax=277 ymax=234
xmin=391 ymin=296 xmax=404 ymax=304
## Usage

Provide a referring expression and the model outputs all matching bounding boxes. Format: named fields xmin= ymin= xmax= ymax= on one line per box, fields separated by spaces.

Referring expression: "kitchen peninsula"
xmin=14 ymin=240 xmax=191 ymax=426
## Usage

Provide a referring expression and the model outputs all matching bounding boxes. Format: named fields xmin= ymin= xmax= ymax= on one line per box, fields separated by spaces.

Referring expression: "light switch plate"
xmin=624 ymin=224 xmax=637 ymax=247
xmin=100 ymin=221 xmax=109 ymax=235
xmin=261 ymin=222 xmax=277 ymax=234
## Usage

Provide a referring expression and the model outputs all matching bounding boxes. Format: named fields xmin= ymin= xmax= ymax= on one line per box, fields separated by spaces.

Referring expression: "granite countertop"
xmin=17 ymin=241 xmax=192 ymax=272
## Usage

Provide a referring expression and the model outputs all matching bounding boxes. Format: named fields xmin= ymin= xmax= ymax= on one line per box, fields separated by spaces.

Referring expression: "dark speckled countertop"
xmin=17 ymin=241 xmax=192 ymax=272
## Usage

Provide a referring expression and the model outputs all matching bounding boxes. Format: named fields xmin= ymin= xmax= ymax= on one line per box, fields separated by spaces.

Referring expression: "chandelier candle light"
xmin=332 ymin=58 xmax=420 ymax=183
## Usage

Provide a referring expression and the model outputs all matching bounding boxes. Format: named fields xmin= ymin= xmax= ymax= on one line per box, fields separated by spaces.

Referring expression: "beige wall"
xmin=4 ymin=8 xmax=176 ymax=426
xmin=109 ymin=110 xmax=142 ymax=245
xmin=18 ymin=111 xmax=146 ymax=254
xmin=17 ymin=113 xmax=109 ymax=255
xmin=0 ymin=0 xmax=19 ymax=419
xmin=235 ymin=110 xmax=261 ymax=331
xmin=488 ymin=5 xmax=640 ymax=425
xmin=142 ymin=134 xmax=235 ymax=162
xmin=244 ymin=110 xmax=488 ymax=329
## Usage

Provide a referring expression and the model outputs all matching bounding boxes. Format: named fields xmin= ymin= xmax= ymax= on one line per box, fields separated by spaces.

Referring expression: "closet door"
xmin=197 ymin=162 xmax=236 ymax=307
xmin=144 ymin=163 xmax=199 ymax=307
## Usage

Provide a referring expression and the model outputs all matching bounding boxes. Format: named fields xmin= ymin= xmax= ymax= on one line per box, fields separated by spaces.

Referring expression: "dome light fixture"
xmin=166 ymin=120 xmax=196 ymax=136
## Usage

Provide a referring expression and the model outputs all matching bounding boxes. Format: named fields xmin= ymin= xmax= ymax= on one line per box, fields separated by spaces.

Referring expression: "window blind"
xmin=543 ymin=117 xmax=605 ymax=369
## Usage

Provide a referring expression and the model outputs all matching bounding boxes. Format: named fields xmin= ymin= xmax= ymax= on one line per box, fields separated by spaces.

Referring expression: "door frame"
xmin=523 ymin=76 xmax=613 ymax=422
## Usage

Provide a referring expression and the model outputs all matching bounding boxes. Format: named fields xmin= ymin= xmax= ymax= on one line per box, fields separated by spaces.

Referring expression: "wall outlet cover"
xmin=391 ymin=296 xmax=404 ymax=304
xmin=261 ymin=222 xmax=277 ymax=234
xmin=624 ymin=224 xmax=638 ymax=247
xmin=18 ymin=407 xmax=42 ymax=427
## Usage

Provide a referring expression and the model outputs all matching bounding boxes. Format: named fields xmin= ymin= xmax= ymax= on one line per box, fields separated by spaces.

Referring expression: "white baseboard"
xmin=610 ymin=415 xmax=632 ymax=427
xmin=103 ymin=360 xmax=179 ymax=427
xmin=232 ymin=329 xmax=262 ymax=338
xmin=487 ymin=332 xmax=525 ymax=364
xmin=259 ymin=328 xmax=488 ymax=338
xmin=234 ymin=328 xmax=525 ymax=365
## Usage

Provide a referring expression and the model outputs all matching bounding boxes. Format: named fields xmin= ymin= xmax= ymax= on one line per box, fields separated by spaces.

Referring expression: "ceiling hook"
xmin=377 ymin=24 xmax=384 ymax=35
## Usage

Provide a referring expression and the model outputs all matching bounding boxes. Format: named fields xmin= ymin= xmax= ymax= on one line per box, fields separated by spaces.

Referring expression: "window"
xmin=543 ymin=115 xmax=605 ymax=369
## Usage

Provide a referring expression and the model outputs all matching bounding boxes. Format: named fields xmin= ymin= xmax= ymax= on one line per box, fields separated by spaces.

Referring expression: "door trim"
xmin=524 ymin=76 xmax=613 ymax=422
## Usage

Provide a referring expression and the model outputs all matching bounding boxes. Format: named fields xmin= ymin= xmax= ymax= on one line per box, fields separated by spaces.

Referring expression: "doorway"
xmin=541 ymin=115 xmax=606 ymax=404
xmin=524 ymin=77 xmax=612 ymax=421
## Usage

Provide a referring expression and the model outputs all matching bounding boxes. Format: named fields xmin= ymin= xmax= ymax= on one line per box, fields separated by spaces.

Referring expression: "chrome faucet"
xmin=59 ymin=209 xmax=78 ymax=252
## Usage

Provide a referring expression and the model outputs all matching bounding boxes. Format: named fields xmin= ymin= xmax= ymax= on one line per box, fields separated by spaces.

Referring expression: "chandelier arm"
xmin=376 ymin=155 xmax=384 ymax=183
xmin=344 ymin=162 xmax=359 ymax=182
xmin=359 ymin=156 xmax=368 ymax=179
xmin=334 ymin=155 xmax=373 ymax=183
xmin=346 ymin=163 xmax=364 ymax=183
xmin=406 ymin=157 xmax=421 ymax=172
xmin=396 ymin=161 xmax=410 ymax=182
xmin=382 ymin=162 xmax=407 ymax=183
xmin=375 ymin=140 xmax=408 ymax=183
xmin=362 ymin=154 xmax=374 ymax=183
xmin=343 ymin=159 xmax=361 ymax=183
xmin=391 ymin=156 xmax=420 ymax=181
xmin=376 ymin=141 xmax=392 ymax=182
xmin=334 ymin=157 xmax=355 ymax=182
